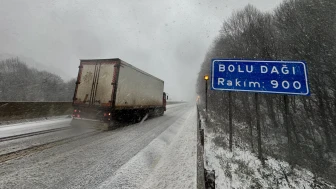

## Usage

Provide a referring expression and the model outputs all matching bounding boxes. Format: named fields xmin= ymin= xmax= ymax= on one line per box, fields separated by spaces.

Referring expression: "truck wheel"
xmin=133 ymin=110 xmax=144 ymax=123
xmin=159 ymin=108 xmax=164 ymax=116
xmin=138 ymin=110 xmax=149 ymax=122
xmin=136 ymin=115 xmax=142 ymax=123
xmin=108 ymin=121 xmax=114 ymax=130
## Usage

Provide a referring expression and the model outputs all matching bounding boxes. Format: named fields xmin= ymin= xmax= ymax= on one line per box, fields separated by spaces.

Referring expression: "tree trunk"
xmin=317 ymin=93 xmax=333 ymax=152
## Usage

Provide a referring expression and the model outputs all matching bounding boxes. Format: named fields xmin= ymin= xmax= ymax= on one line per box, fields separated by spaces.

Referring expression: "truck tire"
xmin=159 ymin=108 xmax=164 ymax=116
xmin=108 ymin=121 xmax=118 ymax=130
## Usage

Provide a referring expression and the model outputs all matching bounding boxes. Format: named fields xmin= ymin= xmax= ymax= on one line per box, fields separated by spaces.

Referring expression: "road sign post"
xmin=205 ymin=80 xmax=208 ymax=114
xmin=211 ymin=59 xmax=310 ymax=162
xmin=284 ymin=95 xmax=293 ymax=165
xmin=255 ymin=93 xmax=263 ymax=164
xmin=204 ymin=75 xmax=209 ymax=122
xmin=228 ymin=91 xmax=233 ymax=152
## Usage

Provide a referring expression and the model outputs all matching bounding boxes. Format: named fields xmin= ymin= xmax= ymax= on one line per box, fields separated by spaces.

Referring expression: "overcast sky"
xmin=0 ymin=0 xmax=283 ymax=101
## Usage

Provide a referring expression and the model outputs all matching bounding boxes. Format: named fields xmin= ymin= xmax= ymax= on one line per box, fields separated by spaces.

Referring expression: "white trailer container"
xmin=72 ymin=58 xmax=167 ymax=123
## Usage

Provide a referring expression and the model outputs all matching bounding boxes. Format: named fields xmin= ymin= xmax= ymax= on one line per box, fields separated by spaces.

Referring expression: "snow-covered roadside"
xmin=0 ymin=116 xmax=71 ymax=138
xmin=98 ymin=106 xmax=197 ymax=189
xmin=0 ymin=115 xmax=70 ymax=127
xmin=141 ymin=107 xmax=197 ymax=189
xmin=0 ymin=104 xmax=181 ymax=127
xmin=204 ymin=129 xmax=336 ymax=189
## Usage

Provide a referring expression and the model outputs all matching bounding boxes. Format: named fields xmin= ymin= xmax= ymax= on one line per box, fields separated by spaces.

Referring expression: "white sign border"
xmin=211 ymin=59 xmax=310 ymax=95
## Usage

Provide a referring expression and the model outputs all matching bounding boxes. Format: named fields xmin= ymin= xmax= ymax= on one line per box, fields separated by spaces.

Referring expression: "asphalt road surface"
xmin=0 ymin=103 xmax=197 ymax=189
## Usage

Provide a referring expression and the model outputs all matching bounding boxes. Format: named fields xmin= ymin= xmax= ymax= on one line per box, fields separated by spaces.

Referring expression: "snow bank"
xmin=204 ymin=131 xmax=336 ymax=189
xmin=141 ymin=108 xmax=197 ymax=189
xmin=0 ymin=115 xmax=71 ymax=127
xmin=98 ymin=107 xmax=197 ymax=189
xmin=0 ymin=116 xmax=71 ymax=138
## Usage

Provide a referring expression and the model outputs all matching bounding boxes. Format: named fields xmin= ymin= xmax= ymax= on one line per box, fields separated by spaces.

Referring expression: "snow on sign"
xmin=211 ymin=59 xmax=310 ymax=95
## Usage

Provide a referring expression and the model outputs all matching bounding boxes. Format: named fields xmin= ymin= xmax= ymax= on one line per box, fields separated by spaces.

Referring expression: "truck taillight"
xmin=74 ymin=109 xmax=77 ymax=112
xmin=104 ymin=112 xmax=111 ymax=117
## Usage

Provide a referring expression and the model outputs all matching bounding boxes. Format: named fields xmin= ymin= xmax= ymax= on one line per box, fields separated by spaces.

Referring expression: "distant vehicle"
xmin=71 ymin=58 xmax=167 ymax=128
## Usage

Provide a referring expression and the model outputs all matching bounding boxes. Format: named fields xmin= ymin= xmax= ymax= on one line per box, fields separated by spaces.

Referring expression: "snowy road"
xmin=0 ymin=103 xmax=197 ymax=189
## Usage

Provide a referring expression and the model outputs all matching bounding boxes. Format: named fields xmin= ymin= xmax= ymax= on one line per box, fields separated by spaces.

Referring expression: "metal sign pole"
xmin=229 ymin=91 xmax=233 ymax=152
xmin=204 ymin=75 xmax=209 ymax=123
xmin=255 ymin=93 xmax=263 ymax=164
xmin=205 ymin=81 xmax=208 ymax=113
xmin=205 ymin=80 xmax=208 ymax=122
xmin=284 ymin=95 xmax=293 ymax=165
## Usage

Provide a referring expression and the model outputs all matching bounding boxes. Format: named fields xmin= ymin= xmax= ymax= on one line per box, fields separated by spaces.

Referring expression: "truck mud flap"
xmin=70 ymin=118 xmax=110 ymax=131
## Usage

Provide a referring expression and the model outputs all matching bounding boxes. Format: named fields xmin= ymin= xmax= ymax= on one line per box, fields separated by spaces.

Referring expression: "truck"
xmin=71 ymin=58 xmax=167 ymax=128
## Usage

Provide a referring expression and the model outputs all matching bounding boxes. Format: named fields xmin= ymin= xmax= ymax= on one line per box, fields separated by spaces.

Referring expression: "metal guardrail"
xmin=197 ymin=105 xmax=206 ymax=189
xmin=166 ymin=101 xmax=186 ymax=105
xmin=0 ymin=101 xmax=185 ymax=122
xmin=197 ymin=105 xmax=215 ymax=189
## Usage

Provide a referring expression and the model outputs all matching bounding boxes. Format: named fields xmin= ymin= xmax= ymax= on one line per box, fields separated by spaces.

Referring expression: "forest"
xmin=0 ymin=58 xmax=75 ymax=102
xmin=196 ymin=0 xmax=336 ymax=181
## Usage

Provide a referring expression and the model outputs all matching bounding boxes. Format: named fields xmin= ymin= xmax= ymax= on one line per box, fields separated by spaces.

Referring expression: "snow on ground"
xmin=204 ymin=128 xmax=336 ymax=189
xmin=141 ymin=107 xmax=197 ymax=189
xmin=0 ymin=116 xmax=71 ymax=138
xmin=0 ymin=105 xmax=181 ymax=128
xmin=0 ymin=115 xmax=70 ymax=126
xmin=98 ymin=106 xmax=197 ymax=189
xmin=0 ymin=104 xmax=180 ymax=128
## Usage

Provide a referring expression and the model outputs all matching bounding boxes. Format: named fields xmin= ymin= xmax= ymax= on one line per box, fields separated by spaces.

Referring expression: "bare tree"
xmin=196 ymin=0 xmax=336 ymax=182
xmin=0 ymin=58 xmax=75 ymax=102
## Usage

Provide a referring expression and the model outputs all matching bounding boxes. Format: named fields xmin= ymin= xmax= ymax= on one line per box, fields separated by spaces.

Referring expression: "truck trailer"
xmin=71 ymin=58 xmax=167 ymax=128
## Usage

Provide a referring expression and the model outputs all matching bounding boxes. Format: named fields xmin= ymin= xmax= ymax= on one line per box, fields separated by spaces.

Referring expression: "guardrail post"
xmin=205 ymin=169 xmax=216 ymax=189
xmin=197 ymin=107 xmax=206 ymax=189
xmin=197 ymin=104 xmax=215 ymax=189
xmin=200 ymin=129 xmax=204 ymax=147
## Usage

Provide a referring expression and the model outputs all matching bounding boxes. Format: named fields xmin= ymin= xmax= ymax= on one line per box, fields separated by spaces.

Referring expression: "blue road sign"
xmin=211 ymin=59 xmax=310 ymax=95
